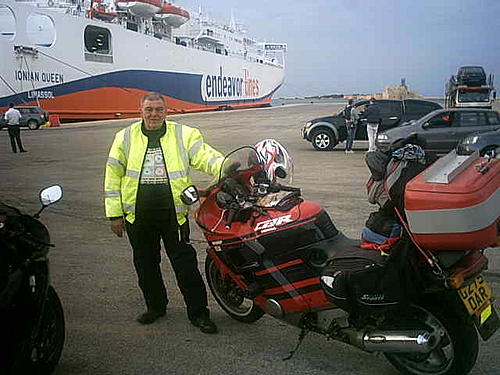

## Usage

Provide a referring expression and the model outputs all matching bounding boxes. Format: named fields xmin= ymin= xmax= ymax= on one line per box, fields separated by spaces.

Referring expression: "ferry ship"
xmin=0 ymin=0 xmax=286 ymax=119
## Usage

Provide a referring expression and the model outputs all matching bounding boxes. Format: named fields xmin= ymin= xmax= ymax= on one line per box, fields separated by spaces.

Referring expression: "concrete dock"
xmin=1 ymin=102 xmax=499 ymax=374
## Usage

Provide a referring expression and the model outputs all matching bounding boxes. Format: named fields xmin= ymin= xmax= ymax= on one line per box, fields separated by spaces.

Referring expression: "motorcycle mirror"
xmin=35 ymin=184 xmax=63 ymax=219
xmin=181 ymin=185 xmax=199 ymax=205
xmin=40 ymin=185 xmax=63 ymax=207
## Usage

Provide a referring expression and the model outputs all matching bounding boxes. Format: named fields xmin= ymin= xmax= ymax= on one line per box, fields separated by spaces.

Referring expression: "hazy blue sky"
xmin=180 ymin=0 xmax=500 ymax=97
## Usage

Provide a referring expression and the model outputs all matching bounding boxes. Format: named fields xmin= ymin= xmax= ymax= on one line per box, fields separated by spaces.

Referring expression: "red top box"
xmin=404 ymin=152 xmax=499 ymax=251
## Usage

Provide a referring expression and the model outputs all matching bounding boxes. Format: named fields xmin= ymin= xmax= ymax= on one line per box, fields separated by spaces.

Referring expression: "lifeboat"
xmin=90 ymin=4 xmax=118 ymax=21
xmin=115 ymin=0 xmax=162 ymax=17
xmin=154 ymin=2 xmax=190 ymax=27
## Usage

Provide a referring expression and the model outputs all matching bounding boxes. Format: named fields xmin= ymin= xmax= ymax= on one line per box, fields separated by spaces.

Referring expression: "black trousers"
xmin=7 ymin=126 xmax=25 ymax=153
xmin=125 ymin=211 xmax=209 ymax=321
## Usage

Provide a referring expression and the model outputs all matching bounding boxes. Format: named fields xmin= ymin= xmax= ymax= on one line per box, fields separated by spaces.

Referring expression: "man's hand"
xmin=110 ymin=218 xmax=125 ymax=237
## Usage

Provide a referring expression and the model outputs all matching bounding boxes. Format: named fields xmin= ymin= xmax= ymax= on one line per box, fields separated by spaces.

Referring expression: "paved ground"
xmin=1 ymin=102 xmax=499 ymax=374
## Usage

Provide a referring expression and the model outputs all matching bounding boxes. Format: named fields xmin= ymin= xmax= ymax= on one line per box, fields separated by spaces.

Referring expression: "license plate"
xmin=459 ymin=275 xmax=493 ymax=316
xmin=459 ymin=275 xmax=500 ymax=340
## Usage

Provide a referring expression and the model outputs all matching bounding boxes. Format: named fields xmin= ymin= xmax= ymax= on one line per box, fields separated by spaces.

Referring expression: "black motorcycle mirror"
xmin=180 ymin=185 xmax=199 ymax=205
xmin=35 ymin=185 xmax=63 ymax=218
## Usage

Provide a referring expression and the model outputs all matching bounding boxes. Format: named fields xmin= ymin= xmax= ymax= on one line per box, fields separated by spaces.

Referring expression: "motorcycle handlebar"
xmin=225 ymin=209 xmax=236 ymax=229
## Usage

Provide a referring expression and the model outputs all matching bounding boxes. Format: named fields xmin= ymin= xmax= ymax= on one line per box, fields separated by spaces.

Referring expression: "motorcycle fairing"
xmin=204 ymin=214 xmax=365 ymax=314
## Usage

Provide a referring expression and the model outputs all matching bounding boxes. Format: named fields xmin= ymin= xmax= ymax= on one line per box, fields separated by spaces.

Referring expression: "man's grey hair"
xmin=141 ymin=92 xmax=166 ymax=105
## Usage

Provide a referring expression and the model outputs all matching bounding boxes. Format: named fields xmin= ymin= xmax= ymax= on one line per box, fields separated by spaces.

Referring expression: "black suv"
xmin=301 ymin=99 xmax=442 ymax=151
xmin=0 ymin=106 xmax=49 ymax=130
xmin=456 ymin=66 xmax=487 ymax=86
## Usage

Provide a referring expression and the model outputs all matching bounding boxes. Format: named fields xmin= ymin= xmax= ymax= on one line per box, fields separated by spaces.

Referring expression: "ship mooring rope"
xmin=22 ymin=55 xmax=41 ymax=107
xmin=0 ymin=73 xmax=26 ymax=104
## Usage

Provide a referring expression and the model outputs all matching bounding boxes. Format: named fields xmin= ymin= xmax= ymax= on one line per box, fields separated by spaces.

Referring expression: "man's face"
xmin=141 ymin=99 xmax=166 ymax=130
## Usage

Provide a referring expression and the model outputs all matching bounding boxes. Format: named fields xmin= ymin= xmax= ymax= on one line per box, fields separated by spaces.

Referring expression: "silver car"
xmin=376 ymin=108 xmax=500 ymax=153
xmin=457 ymin=128 xmax=500 ymax=157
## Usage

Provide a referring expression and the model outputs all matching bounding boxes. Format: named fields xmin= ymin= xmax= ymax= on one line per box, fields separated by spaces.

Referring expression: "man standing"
xmin=4 ymin=103 xmax=26 ymax=153
xmin=104 ymin=92 xmax=224 ymax=333
xmin=344 ymin=99 xmax=359 ymax=154
xmin=364 ymin=98 xmax=381 ymax=152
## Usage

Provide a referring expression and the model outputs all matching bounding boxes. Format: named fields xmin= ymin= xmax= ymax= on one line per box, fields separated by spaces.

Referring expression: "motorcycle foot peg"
xmin=246 ymin=282 xmax=264 ymax=298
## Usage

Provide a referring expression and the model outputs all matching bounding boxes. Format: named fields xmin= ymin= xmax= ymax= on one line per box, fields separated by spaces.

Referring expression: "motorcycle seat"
xmin=305 ymin=233 xmax=365 ymax=269
xmin=326 ymin=233 xmax=363 ymax=258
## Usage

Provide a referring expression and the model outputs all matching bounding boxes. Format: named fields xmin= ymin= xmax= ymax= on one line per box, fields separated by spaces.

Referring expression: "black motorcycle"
xmin=0 ymin=185 xmax=65 ymax=374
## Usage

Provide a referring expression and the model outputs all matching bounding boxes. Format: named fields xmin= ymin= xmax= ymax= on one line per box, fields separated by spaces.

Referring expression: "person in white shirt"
xmin=344 ymin=99 xmax=360 ymax=153
xmin=4 ymin=103 xmax=26 ymax=153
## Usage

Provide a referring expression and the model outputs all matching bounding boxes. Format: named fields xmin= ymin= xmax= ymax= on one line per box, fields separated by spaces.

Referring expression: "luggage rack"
xmin=423 ymin=150 xmax=479 ymax=184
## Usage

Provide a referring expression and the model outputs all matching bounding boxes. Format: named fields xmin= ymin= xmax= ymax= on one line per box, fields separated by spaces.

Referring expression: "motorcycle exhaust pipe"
xmin=342 ymin=329 xmax=437 ymax=353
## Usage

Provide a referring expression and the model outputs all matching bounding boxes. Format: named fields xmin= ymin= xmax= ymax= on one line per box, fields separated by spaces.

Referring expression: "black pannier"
xmin=321 ymin=240 xmax=420 ymax=313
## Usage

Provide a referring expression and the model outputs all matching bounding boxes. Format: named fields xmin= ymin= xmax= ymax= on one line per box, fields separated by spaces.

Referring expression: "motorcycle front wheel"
xmin=205 ymin=255 xmax=264 ymax=323
xmin=384 ymin=301 xmax=478 ymax=375
xmin=29 ymin=286 xmax=65 ymax=374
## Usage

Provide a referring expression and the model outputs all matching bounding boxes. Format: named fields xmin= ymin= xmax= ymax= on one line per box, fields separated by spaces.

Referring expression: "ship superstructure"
xmin=0 ymin=0 xmax=286 ymax=119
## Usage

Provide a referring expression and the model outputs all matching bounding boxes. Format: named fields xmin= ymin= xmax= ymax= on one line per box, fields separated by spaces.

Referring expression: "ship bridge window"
xmin=84 ymin=25 xmax=113 ymax=63
xmin=0 ymin=5 xmax=16 ymax=41
xmin=26 ymin=13 xmax=56 ymax=47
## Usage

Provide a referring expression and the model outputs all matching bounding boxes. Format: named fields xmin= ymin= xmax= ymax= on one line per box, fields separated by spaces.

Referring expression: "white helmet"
xmin=254 ymin=139 xmax=293 ymax=183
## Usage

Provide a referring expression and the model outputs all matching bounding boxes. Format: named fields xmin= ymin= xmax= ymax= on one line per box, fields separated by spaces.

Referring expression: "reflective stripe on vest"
xmin=175 ymin=123 xmax=189 ymax=170
xmin=107 ymin=157 xmax=125 ymax=170
xmin=405 ymin=189 xmax=500 ymax=234
xmin=169 ymin=170 xmax=188 ymax=179
xmin=188 ymin=140 xmax=203 ymax=160
xmin=175 ymin=205 xmax=187 ymax=214
xmin=208 ymin=156 xmax=224 ymax=169
xmin=123 ymin=127 xmax=131 ymax=162
xmin=122 ymin=203 xmax=135 ymax=214
xmin=126 ymin=169 xmax=140 ymax=178
xmin=105 ymin=190 xmax=121 ymax=198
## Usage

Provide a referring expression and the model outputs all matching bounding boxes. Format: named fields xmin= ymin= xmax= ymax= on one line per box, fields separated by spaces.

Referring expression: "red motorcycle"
xmin=183 ymin=143 xmax=499 ymax=375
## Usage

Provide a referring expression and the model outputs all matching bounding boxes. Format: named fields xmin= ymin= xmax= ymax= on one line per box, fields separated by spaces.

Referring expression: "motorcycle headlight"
xmin=462 ymin=136 xmax=478 ymax=145
xmin=377 ymin=134 xmax=389 ymax=141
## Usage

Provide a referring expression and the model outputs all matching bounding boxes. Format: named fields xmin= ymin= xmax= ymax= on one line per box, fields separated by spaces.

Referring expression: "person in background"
xmin=4 ymin=103 xmax=26 ymax=153
xmin=104 ymin=92 xmax=224 ymax=333
xmin=364 ymin=98 xmax=381 ymax=152
xmin=344 ymin=99 xmax=360 ymax=154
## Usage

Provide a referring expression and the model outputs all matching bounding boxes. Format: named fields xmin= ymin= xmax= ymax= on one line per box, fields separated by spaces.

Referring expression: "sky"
xmin=179 ymin=0 xmax=500 ymax=98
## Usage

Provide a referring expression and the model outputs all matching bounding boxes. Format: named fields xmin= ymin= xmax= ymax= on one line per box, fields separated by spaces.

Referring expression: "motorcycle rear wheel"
xmin=205 ymin=256 xmax=264 ymax=323
xmin=384 ymin=302 xmax=478 ymax=375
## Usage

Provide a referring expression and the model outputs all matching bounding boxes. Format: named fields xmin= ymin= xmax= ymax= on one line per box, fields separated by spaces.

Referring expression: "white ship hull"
xmin=0 ymin=1 xmax=285 ymax=119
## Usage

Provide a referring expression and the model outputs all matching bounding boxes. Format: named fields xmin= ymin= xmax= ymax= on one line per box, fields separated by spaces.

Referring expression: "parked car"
xmin=456 ymin=66 xmax=487 ymax=86
xmin=0 ymin=106 xmax=49 ymax=130
xmin=301 ymin=99 xmax=441 ymax=151
xmin=376 ymin=108 xmax=500 ymax=153
xmin=456 ymin=128 xmax=500 ymax=157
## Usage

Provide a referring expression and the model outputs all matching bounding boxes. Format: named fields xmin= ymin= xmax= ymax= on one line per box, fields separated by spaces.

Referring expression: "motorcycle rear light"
xmin=447 ymin=252 xmax=488 ymax=289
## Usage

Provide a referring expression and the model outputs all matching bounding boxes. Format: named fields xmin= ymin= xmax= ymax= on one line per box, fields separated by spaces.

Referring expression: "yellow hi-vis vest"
xmin=104 ymin=120 xmax=224 ymax=225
